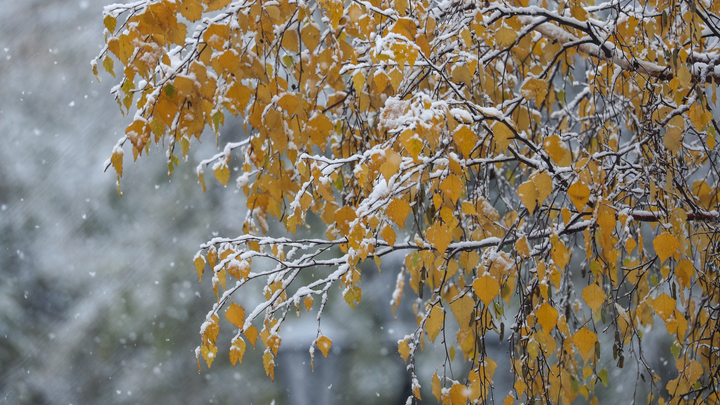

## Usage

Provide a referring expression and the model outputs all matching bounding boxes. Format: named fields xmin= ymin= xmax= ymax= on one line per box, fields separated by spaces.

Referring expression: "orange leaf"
xmin=654 ymin=232 xmax=679 ymax=263
xmin=387 ymin=199 xmax=410 ymax=229
xmin=426 ymin=305 xmax=444 ymax=342
xmin=567 ymin=180 xmax=590 ymax=211
xmin=652 ymin=293 xmax=676 ymax=321
xmin=225 ymin=302 xmax=245 ymax=328
xmin=581 ymin=283 xmax=605 ymax=313
xmin=440 ymin=175 xmax=463 ymax=204
xmin=316 ymin=335 xmax=332 ymax=357
xmin=229 ymin=337 xmax=246 ymax=366
xmin=573 ymin=327 xmax=597 ymax=361
xmin=535 ymin=302 xmax=558 ymax=332
xmin=473 ymin=274 xmax=500 ymax=306
xmin=426 ymin=222 xmax=453 ymax=254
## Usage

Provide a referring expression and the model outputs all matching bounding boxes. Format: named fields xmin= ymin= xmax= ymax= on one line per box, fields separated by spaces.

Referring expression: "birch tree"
xmin=95 ymin=0 xmax=720 ymax=403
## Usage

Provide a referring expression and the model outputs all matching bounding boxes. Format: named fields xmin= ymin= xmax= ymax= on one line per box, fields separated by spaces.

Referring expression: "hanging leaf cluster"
xmin=96 ymin=0 xmax=720 ymax=403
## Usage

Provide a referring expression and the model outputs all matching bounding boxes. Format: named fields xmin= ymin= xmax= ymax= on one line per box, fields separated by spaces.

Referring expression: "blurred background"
xmin=0 ymin=1 xmax=674 ymax=404
xmin=0 ymin=1 xmax=418 ymax=404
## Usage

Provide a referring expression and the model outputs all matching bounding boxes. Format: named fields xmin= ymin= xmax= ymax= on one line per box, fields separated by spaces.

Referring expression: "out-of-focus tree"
xmin=96 ymin=0 xmax=720 ymax=403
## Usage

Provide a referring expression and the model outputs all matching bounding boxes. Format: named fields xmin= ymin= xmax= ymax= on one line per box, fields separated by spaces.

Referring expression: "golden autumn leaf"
xmin=225 ymin=302 xmax=245 ymax=328
xmin=581 ymin=283 xmax=605 ymax=313
xmin=244 ymin=325 xmax=258 ymax=348
xmin=431 ymin=372 xmax=441 ymax=401
xmin=496 ymin=26 xmax=518 ymax=48
xmin=426 ymin=222 xmax=453 ymax=254
xmin=567 ymin=180 xmax=590 ymax=211
xmin=453 ymin=125 xmax=476 ymax=157
xmin=450 ymin=294 xmax=474 ymax=329
xmin=229 ymin=337 xmax=246 ymax=366
xmin=573 ymin=327 xmax=597 ymax=361
xmin=379 ymin=148 xmax=402 ymax=181
xmin=518 ymin=179 xmax=539 ymax=214
xmin=663 ymin=126 xmax=683 ymax=153
xmin=262 ymin=350 xmax=275 ymax=380
xmin=398 ymin=338 xmax=411 ymax=363
xmin=213 ymin=162 xmax=230 ymax=186
xmin=493 ymin=122 xmax=513 ymax=151
xmin=386 ymin=198 xmax=410 ymax=229
xmin=533 ymin=171 xmax=553 ymax=203
xmin=543 ymin=134 xmax=571 ymax=166
xmin=675 ymin=258 xmax=695 ymax=289
xmin=473 ymin=274 xmax=500 ymax=306
xmin=315 ymin=335 xmax=332 ymax=357
xmin=653 ymin=232 xmax=679 ymax=263
xmin=440 ymin=175 xmax=463 ymax=204
xmin=652 ymin=293 xmax=676 ymax=322
xmin=535 ymin=302 xmax=559 ymax=332
xmin=426 ymin=305 xmax=444 ymax=342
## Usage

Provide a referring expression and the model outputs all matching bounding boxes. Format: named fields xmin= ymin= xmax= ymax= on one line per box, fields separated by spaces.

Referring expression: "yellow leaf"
xmin=204 ymin=0 xmax=231 ymax=12
xmin=111 ymin=148 xmax=124 ymax=177
xmin=398 ymin=338 xmax=411 ymax=363
xmin=427 ymin=222 xmax=453 ymax=254
xmin=263 ymin=350 xmax=275 ymax=380
xmin=386 ymin=199 xmax=410 ymax=229
xmin=573 ymin=327 xmax=597 ymax=361
xmin=515 ymin=236 xmax=530 ymax=258
xmin=315 ymin=335 xmax=332 ymax=357
xmin=301 ymin=23 xmax=321 ymax=51
xmin=214 ymin=162 xmax=230 ymax=186
xmin=493 ymin=122 xmax=513 ymax=151
xmin=453 ymin=125 xmax=476 ymax=157
xmin=201 ymin=343 xmax=218 ymax=368
xmin=103 ymin=14 xmax=117 ymax=32
xmin=521 ymin=78 xmax=548 ymax=105
xmin=496 ymin=26 xmax=518 ymax=48
xmin=303 ymin=296 xmax=314 ymax=311
xmin=194 ymin=254 xmax=206 ymax=282
xmin=334 ymin=206 xmax=357 ymax=236
xmin=450 ymin=294 xmax=474 ymax=328
xmin=581 ymin=283 xmax=605 ymax=313
xmin=203 ymin=23 xmax=229 ymax=50
xmin=381 ymin=224 xmax=397 ymax=246
xmin=353 ymin=72 xmax=365 ymax=93
xmin=653 ymin=232 xmax=679 ymax=263
xmin=652 ymin=293 xmax=676 ymax=321
xmin=245 ymin=325 xmax=258 ymax=348
xmin=663 ymin=126 xmax=683 ymax=153
xmin=379 ymin=148 xmax=402 ymax=181
xmin=473 ymin=274 xmax=500 ymax=306
xmin=227 ymin=259 xmax=250 ymax=280
xmin=179 ymin=0 xmax=203 ymax=22
xmin=431 ymin=372 xmax=442 ymax=401
xmin=281 ymin=29 xmax=299 ymax=52
xmin=440 ymin=175 xmax=463 ymax=204
xmin=391 ymin=17 xmax=417 ymax=40
xmin=518 ymin=179 xmax=538 ymax=214
xmin=426 ymin=305 xmax=444 ymax=342
xmin=277 ymin=93 xmax=298 ymax=115
xmin=225 ymin=302 xmax=245 ymax=328
xmin=532 ymin=171 xmax=553 ymax=203
xmin=535 ymin=302 xmax=559 ymax=332
xmin=677 ymin=64 xmax=691 ymax=88
xmin=567 ymin=180 xmax=590 ymax=211
xmin=675 ymin=258 xmax=695 ymax=289
xmin=450 ymin=382 xmax=467 ymax=405
xmin=551 ymin=239 xmax=570 ymax=270
xmin=543 ymin=134 xmax=571 ymax=166
xmin=229 ymin=337 xmax=246 ymax=366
